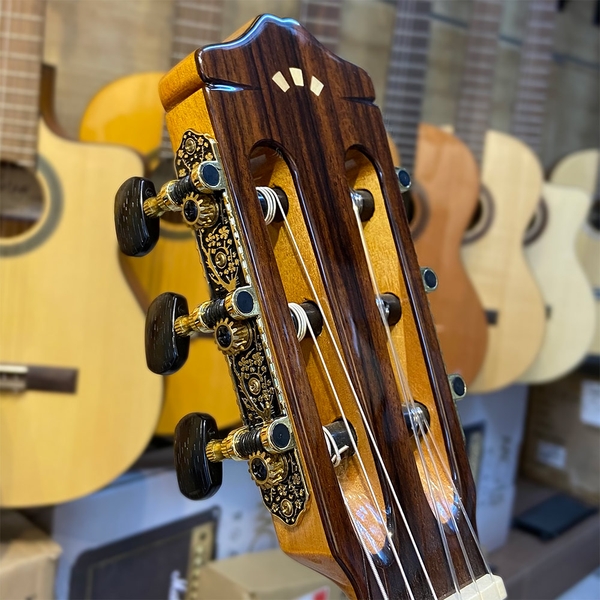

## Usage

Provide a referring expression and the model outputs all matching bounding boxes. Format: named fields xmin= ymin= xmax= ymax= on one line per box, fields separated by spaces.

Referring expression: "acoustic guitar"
xmin=116 ymin=15 xmax=507 ymax=599
xmin=550 ymin=149 xmax=600 ymax=358
xmin=515 ymin=0 xmax=596 ymax=383
xmin=456 ymin=0 xmax=546 ymax=394
xmin=0 ymin=0 xmax=162 ymax=507
xmin=79 ymin=0 xmax=240 ymax=435
xmin=384 ymin=0 xmax=487 ymax=386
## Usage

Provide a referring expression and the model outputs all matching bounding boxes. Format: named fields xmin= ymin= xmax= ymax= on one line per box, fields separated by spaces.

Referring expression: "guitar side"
xmin=462 ymin=130 xmax=547 ymax=393
xmin=413 ymin=123 xmax=488 ymax=385
xmin=520 ymin=183 xmax=595 ymax=383
xmin=550 ymin=148 xmax=600 ymax=357
xmin=80 ymin=73 xmax=241 ymax=434
xmin=0 ymin=119 xmax=163 ymax=507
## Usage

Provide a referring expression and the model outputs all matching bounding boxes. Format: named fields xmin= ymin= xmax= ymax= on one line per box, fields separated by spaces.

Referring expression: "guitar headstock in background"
xmin=115 ymin=15 xmax=506 ymax=600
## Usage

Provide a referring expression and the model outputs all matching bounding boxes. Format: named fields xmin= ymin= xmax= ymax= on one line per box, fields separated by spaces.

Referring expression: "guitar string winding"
xmin=274 ymin=193 xmax=434 ymax=600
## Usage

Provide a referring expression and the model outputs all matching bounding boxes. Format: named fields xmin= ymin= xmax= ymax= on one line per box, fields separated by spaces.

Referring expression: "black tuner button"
xmin=380 ymin=292 xmax=402 ymax=326
xmin=396 ymin=167 xmax=412 ymax=193
xmin=145 ymin=292 xmax=191 ymax=375
xmin=115 ymin=177 xmax=160 ymax=257
xmin=352 ymin=189 xmax=375 ymax=222
xmin=448 ymin=374 xmax=467 ymax=401
xmin=421 ymin=267 xmax=438 ymax=293
xmin=174 ymin=413 xmax=223 ymax=500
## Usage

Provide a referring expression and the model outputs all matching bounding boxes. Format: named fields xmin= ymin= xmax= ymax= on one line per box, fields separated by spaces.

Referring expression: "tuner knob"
xmin=175 ymin=413 xmax=223 ymax=500
xmin=145 ymin=292 xmax=191 ymax=375
xmin=115 ymin=177 xmax=160 ymax=257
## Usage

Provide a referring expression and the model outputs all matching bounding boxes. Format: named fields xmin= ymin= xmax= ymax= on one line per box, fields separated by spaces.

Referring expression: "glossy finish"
xmin=175 ymin=412 xmax=223 ymax=500
xmin=160 ymin=16 xmax=489 ymax=599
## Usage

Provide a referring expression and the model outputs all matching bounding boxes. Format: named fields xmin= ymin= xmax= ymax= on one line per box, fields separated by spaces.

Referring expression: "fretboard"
xmin=511 ymin=0 xmax=556 ymax=154
xmin=160 ymin=0 xmax=223 ymax=161
xmin=454 ymin=0 xmax=503 ymax=166
xmin=299 ymin=0 xmax=343 ymax=53
xmin=0 ymin=0 xmax=46 ymax=169
xmin=384 ymin=0 xmax=432 ymax=174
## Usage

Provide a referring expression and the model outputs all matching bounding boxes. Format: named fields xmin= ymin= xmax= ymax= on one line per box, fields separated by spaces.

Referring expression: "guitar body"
xmin=80 ymin=73 xmax=240 ymax=434
xmin=412 ymin=123 xmax=487 ymax=385
xmin=0 ymin=120 xmax=162 ymax=507
xmin=520 ymin=183 xmax=595 ymax=382
xmin=550 ymin=148 xmax=600 ymax=356
xmin=462 ymin=130 xmax=546 ymax=393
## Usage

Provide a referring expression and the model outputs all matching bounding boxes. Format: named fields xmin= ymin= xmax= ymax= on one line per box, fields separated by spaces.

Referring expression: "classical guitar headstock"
xmin=115 ymin=15 xmax=505 ymax=600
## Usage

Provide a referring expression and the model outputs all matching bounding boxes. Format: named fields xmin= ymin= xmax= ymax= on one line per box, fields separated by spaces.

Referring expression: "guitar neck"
xmin=0 ymin=0 xmax=46 ymax=169
xmin=298 ymin=0 xmax=343 ymax=53
xmin=454 ymin=0 xmax=503 ymax=165
xmin=384 ymin=0 xmax=432 ymax=174
xmin=159 ymin=0 xmax=223 ymax=161
xmin=511 ymin=0 xmax=556 ymax=154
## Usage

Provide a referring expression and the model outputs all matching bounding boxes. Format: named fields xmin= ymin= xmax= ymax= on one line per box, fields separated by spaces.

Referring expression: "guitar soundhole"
xmin=524 ymin=198 xmax=548 ymax=245
xmin=463 ymin=185 xmax=494 ymax=244
xmin=0 ymin=161 xmax=44 ymax=238
xmin=588 ymin=198 xmax=600 ymax=233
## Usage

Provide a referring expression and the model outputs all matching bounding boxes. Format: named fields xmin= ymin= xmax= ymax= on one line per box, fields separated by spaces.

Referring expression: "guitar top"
xmin=0 ymin=0 xmax=162 ymax=507
xmin=117 ymin=15 xmax=506 ymax=599
xmin=551 ymin=148 xmax=600 ymax=357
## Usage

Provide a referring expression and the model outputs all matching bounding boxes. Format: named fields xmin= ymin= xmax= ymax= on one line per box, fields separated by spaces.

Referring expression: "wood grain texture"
xmin=550 ymin=148 xmax=600 ymax=356
xmin=520 ymin=183 xmax=595 ymax=383
xmin=462 ymin=130 xmax=547 ymax=393
xmin=411 ymin=123 xmax=488 ymax=386
xmin=79 ymin=73 xmax=241 ymax=435
xmin=0 ymin=118 xmax=163 ymax=507
xmin=161 ymin=16 xmax=489 ymax=599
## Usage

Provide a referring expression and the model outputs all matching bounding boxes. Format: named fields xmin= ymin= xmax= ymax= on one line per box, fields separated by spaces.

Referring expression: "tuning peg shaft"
xmin=145 ymin=292 xmax=191 ymax=375
xmin=175 ymin=413 xmax=223 ymax=500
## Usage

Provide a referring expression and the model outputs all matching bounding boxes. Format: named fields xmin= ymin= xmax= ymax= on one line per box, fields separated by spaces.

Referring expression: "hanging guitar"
xmin=115 ymin=16 xmax=507 ymax=600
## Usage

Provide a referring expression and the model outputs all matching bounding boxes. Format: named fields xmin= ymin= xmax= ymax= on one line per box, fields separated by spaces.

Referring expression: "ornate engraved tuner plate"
xmin=176 ymin=130 xmax=308 ymax=526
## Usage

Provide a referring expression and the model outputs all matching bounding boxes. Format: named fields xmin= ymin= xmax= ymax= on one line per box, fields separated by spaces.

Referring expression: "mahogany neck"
xmin=511 ymin=0 xmax=556 ymax=154
xmin=0 ymin=0 xmax=46 ymax=169
xmin=299 ymin=0 xmax=343 ymax=53
xmin=454 ymin=0 xmax=503 ymax=166
xmin=160 ymin=0 xmax=223 ymax=161
xmin=384 ymin=0 xmax=432 ymax=173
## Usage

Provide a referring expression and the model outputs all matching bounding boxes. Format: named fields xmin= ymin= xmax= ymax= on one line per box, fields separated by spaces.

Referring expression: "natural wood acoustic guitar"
xmin=79 ymin=0 xmax=239 ymax=435
xmin=550 ymin=148 xmax=600 ymax=357
xmin=456 ymin=0 xmax=546 ymax=394
xmin=115 ymin=15 xmax=507 ymax=599
xmin=0 ymin=0 xmax=162 ymax=507
xmin=514 ymin=0 xmax=596 ymax=383
xmin=384 ymin=0 xmax=487 ymax=387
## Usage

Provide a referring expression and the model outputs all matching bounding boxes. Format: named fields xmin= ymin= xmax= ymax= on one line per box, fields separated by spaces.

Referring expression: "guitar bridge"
xmin=0 ymin=363 xmax=78 ymax=394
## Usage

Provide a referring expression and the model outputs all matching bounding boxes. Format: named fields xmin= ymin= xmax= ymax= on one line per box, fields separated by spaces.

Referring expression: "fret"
xmin=0 ymin=12 xmax=43 ymax=22
xmin=173 ymin=33 xmax=220 ymax=46
xmin=0 ymin=31 xmax=43 ymax=43
xmin=511 ymin=0 xmax=556 ymax=153
xmin=4 ymin=87 xmax=39 ymax=96
xmin=177 ymin=2 xmax=222 ymax=12
xmin=0 ymin=131 xmax=38 ymax=142
xmin=1 ymin=70 xmax=39 ymax=79
xmin=0 ymin=117 xmax=39 ymax=127
xmin=0 ymin=51 xmax=43 ymax=61
xmin=0 ymin=103 xmax=38 ymax=112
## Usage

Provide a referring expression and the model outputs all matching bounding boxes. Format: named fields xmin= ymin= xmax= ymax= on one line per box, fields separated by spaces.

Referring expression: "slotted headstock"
xmin=125 ymin=15 xmax=506 ymax=600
